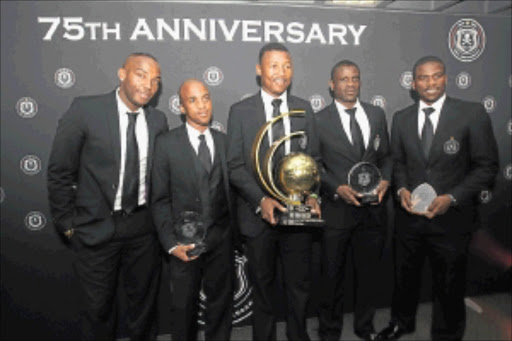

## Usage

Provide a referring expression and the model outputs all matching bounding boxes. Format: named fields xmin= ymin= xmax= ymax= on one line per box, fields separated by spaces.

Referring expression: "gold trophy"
xmin=252 ymin=110 xmax=324 ymax=226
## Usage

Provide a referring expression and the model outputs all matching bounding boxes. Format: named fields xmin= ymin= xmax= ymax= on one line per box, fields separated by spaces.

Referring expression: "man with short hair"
xmin=376 ymin=56 xmax=499 ymax=340
xmin=315 ymin=60 xmax=391 ymax=341
xmin=152 ymin=79 xmax=234 ymax=341
xmin=227 ymin=42 xmax=320 ymax=340
xmin=47 ymin=53 xmax=168 ymax=340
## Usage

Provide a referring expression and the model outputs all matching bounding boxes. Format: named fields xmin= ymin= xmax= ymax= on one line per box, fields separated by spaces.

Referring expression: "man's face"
xmin=412 ymin=61 xmax=447 ymax=105
xmin=180 ymin=80 xmax=212 ymax=131
xmin=256 ymin=50 xmax=293 ymax=97
xmin=118 ymin=56 xmax=161 ymax=111
xmin=329 ymin=65 xmax=360 ymax=107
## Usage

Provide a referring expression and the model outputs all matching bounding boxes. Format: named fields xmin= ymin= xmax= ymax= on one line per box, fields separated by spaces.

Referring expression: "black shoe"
xmin=375 ymin=323 xmax=409 ymax=340
xmin=355 ymin=331 xmax=378 ymax=340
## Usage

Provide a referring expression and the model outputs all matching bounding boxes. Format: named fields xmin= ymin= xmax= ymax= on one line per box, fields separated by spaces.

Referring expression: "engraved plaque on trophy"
xmin=411 ymin=183 xmax=437 ymax=213
xmin=251 ymin=110 xmax=324 ymax=227
xmin=174 ymin=211 xmax=207 ymax=257
xmin=347 ymin=162 xmax=382 ymax=205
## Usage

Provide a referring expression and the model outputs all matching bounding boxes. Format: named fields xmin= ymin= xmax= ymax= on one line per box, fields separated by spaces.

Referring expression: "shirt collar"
xmin=261 ymin=89 xmax=287 ymax=107
xmin=419 ymin=93 xmax=446 ymax=113
xmin=186 ymin=122 xmax=211 ymax=140
xmin=334 ymin=98 xmax=362 ymax=114
xmin=116 ymin=88 xmax=144 ymax=115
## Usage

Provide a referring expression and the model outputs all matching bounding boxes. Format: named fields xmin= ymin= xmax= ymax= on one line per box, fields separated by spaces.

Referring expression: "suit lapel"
xmin=105 ymin=91 xmax=122 ymax=170
xmin=362 ymin=103 xmax=375 ymax=160
xmin=328 ymin=103 xmax=360 ymax=163
xmin=144 ymin=107 xmax=159 ymax=185
xmin=428 ymin=97 xmax=453 ymax=165
xmin=179 ymin=126 xmax=200 ymax=194
xmin=212 ymin=131 xmax=232 ymax=211
xmin=408 ymin=103 xmax=428 ymax=164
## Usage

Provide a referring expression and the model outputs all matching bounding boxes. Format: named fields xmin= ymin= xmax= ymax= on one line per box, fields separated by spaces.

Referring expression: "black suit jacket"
xmin=227 ymin=92 xmax=318 ymax=238
xmin=47 ymin=90 xmax=168 ymax=246
xmin=151 ymin=125 xmax=233 ymax=253
xmin=391 ymin=96 xmax=499 ymax=232
xmin=315 ymin=101 xmax=392 ymax=227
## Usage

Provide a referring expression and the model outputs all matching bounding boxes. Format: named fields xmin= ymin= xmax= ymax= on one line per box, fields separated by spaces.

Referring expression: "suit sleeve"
xmin=47 ymin=99 xmax=85 ymax=234
xmin=390 ymin=111 xmax=408 ymax=192
xmin=449 ymin=105 xmax=499 ymax=204
xmin=226 ymin=105 xmax=266 ymax=209
xmin=151 ymin=135 xmax=177 ymax=252
xmin=376 ymin=108 xmax=392 ymax=182
xmin=313 ymin=112 xmax=341 ymax=197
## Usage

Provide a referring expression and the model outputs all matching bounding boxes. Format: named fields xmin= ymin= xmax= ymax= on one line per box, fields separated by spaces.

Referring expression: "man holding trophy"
xmin=314 ymin=60 xmax=391 ymax=341
xmin=227 ymin=43 xmax=321 ymax=340
xmin=151 ymin=79 xmax=234 ymax=340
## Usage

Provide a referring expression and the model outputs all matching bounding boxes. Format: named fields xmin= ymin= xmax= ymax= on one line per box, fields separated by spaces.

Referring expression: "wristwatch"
xmin=64 ymin=228 xmax=74 ymax=239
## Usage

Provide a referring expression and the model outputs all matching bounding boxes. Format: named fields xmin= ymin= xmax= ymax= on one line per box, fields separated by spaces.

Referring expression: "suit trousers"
xmin=71 ymin=209 xmax=161 ymax=341
xmin=245 ymin=225 xmax=313 ymax=341
xmin=168 ymin=232 xmax=233 ymax=341
xmin=318 ymin=205 xmax=385 ymax=340
xmin=390 ymin=212 xmax=471 ymax=341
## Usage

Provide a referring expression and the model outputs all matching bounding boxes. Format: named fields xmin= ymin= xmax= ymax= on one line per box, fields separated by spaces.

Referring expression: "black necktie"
xmin=198 ymin=134 xmax=212 ymax=173
xmin=271 ymin=98 xmax=284 ymax=143
xmin=345 ymin=108 xmax=365 ymax=159
xmin=122 ymin=112 xmax=140 ymax=214
xmin=421 ymin=107 xmax=435 ymax=159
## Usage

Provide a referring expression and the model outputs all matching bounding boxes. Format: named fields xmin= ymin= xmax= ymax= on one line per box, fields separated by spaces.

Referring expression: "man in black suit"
xmin=151 ymin=79 xmax=233 ymax=340
xmin=47 ymin=53 xmax=168 ymax=340
xmin=226 ymin=42 xmax=320 ymax=340
xmin=314 ymin=60 xmax=391 ymax=341
xmin=376 ymin=56 xmax=499 ymax=341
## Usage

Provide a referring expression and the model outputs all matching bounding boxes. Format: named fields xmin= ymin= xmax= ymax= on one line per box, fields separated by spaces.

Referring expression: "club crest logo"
xmin=210 ymin=120 xmax=226 ymax=133
xmin=198 ymin=250 xmax=252 ymax=326
xmin=371 ymin=95 xmax=387 ymax=110
xmin=443 ymin=137 xmax=460 ymax=155
xmin=54 ymin=68 xmax=76 ymax=89
xmin=0 ymin=187 xmax=4 ymax=204
xmin=169 ymin=94 xmax=181 ymax=115
xmin=479 ymin=190 xmax=492 ymax=204
xmin=455 ymin=72 xmax=471 ymax=89
xmin=20 ymin=155 xmax=42 ymax=175
xmin=358 ymin=171 xmax=371 ymax=187
xmin=373 ymin=135 xmax=381 ymax=151
xmin=25 ymin=211 xmax=46 ymax=231
xmin=203 ymin=66 xmax=224 ymax=86
xmin=482 ymin=96 xmax=496 ymax=113
xmin=507 ymin=119 xmax=512 ymax=136
xmin=16 ymin=97 xmax=38 ymax=118
xmin=309 ymin=94 xmax=326 ymax=113
xmin=399 ymin=71 xmax=413 ymax=90
xmin=504 ymin=164 xmax=512 ymax=181
xmin=448 ymin=19 xmax=486 ymax=62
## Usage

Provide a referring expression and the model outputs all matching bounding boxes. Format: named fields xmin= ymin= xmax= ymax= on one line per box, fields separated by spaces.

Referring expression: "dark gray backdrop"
xmin=1 ymin=1 xmax=511 ymax=339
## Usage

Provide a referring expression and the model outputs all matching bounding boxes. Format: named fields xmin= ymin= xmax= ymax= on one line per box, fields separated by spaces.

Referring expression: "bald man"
xmin=48 ymin=53 xmax=168 ymax=340
xmin=152 ymin=79 xmax=234 ymax=340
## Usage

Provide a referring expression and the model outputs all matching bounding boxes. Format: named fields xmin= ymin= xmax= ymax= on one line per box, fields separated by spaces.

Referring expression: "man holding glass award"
xmin=227 ymin=43 xmax=321 ymax=340
xmin=376 ymin=56 xmax=499 ymax=341
xmin=313 ymin=60 xmax=391 ymax=341
xmin=151 ymin=79 xmax=234 ymax=340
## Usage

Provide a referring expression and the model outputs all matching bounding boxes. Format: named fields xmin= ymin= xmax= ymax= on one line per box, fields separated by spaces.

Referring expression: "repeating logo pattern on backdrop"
xmin=169 ymin=94 xmax=181 ymax=115
xmin=371 ymin=95 xmax=387 ymax=110
xmin=20 ymin=155 xmax=42 ymax=176
xmin=203 ymin=66 xmax=224 ymax=86
xmin=309 ymin=94 xmax=326 ymax=113
xmin=54 ymin=67 xmax=76 ymax=89
xmin=399 ymin=71 xmax=413 ymax=90
xmin=448 ymin=18 xmax=486 ymax=62
xmin=0 ymin=187 xmax=4 ymax=204
xmin=16 ymin=97 xmax=38 ymax=118
xmin=210 ymin=120 xmax=226 ymax=133
xmin=456 ymin=72 xmax=471 ymax=89
xmin=25 ymin=211 xmax=47 ymax=231
xmin=479 ymin=190 xmax=492 ymax=204
xmin=505 ymin=164 xmax=512 ymax=181
xmin=482 ymin=96 xmax=496 ymax=113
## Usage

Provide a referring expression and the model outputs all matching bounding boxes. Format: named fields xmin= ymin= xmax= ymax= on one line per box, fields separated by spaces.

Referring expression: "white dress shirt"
xmin=186 ymin=122 xmax=215 ymax=163
xmin=334 ymin=98 xmax=371 ymax=148
xmin=261 ymin=89 xmax=291 ymax=155
xmin=114 ymin=88 xmax=149 ymax=210
xmin=418 ymin=93 xmax=446 ymax=138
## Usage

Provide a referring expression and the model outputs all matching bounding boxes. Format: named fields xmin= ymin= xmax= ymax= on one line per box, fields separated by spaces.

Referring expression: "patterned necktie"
xmin=122 ymin=112 xmax=140 ymax=214
xmin=421 ymin=107 xmax=435 ymax=159
xmin=271 ymin=98 xmax=284 ymax=143
xmin=345 ymin=108 xmax=365 ymax=159
xmin=198 ymin=134 xmax=212 ymax=173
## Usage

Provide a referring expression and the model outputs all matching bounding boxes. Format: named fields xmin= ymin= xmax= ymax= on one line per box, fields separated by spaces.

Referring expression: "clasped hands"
xmin=260 ymin=195 xmax=321 ymax=226
xmin=171 ymin=244 xmax=199 ymax=262
xmin=399 ymin=188 xmax=451 ymax=219
xmin=336 ymin=180 xmax=389 ymax=206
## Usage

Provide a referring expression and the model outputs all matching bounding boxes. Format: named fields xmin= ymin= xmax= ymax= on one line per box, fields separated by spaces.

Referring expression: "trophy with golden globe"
xmin=251 ymin=110 xmax=324 ymax=227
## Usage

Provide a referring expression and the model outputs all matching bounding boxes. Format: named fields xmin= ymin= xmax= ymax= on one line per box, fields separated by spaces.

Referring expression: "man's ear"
xmin=118 ymin=68 xmax=126 ymax=82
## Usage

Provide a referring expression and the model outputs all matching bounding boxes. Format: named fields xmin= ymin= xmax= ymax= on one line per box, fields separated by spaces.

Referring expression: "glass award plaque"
xmin=411 ymin=183 xmax=437 ymax=213
xmin=347 ymin=162 xmax=382 ymax=205
xmin=174 ymin=211 xmax=206 ymax=257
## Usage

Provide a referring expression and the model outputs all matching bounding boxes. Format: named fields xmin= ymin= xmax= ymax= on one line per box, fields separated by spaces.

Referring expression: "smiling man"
xmin=47 ymin=53 xmax=168 ymax=340
xmin=226 ymin=43 xmax=320 ymax=340
xmin=376 ymin=56 xmax=499 ymax=341
xmin=151 ymin=79 xmax=234 ymax=341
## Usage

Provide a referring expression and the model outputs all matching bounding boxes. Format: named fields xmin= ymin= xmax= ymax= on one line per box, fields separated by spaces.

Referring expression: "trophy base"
xmin=278 ymin=204 xmax=325 ymax=227
xmin=186 ymin=242 xmax=206 ymax=257
xmin=360 ymin=194 xmax=379 ymax=205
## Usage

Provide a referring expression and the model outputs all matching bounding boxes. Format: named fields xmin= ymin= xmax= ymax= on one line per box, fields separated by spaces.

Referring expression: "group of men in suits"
xmin=47 ymin=43 xmax=498 ymax=341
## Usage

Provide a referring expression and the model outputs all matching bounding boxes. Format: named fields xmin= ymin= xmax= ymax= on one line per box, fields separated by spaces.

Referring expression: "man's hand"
xmin=171 ymin=244 xmax=199 ymax=262
xmin=424 ymin=195 xmax=452 ymax=219
xmin=261 ymin=196 xmax=287 ymax=225
xmin=306 ymin=196 xmax=321 ymax=218
xmin=336 ymin=185 xmax=362 ymax=206
xmin=399 ymin=188 xmax=414 ymax=213
xmin=373 ymin=180 xmax=390 ymax=204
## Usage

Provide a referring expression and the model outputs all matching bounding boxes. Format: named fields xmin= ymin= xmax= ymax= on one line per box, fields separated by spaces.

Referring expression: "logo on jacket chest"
xmin=443 ymin=137 xmax=460 ymax=155
xmin=373 ymin=134 xmax=381 ymax=151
